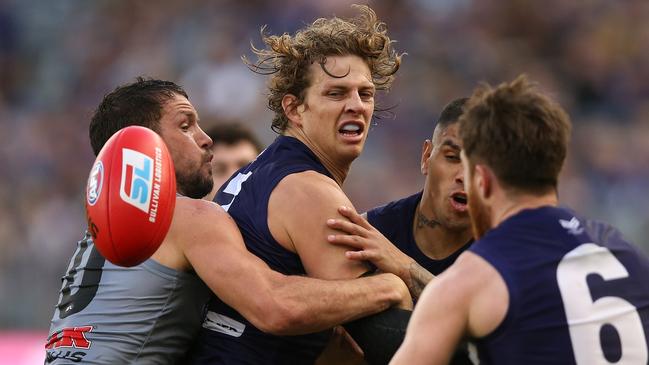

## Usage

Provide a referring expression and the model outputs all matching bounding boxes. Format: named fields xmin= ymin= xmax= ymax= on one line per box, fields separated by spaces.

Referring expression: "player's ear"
xmin=475 ymin=164 xmax=492 ymax=199
xmin=282 ymin=94 xmax=303 ymax=128
xmin=420 ymin=139 xmax=432 ymax=174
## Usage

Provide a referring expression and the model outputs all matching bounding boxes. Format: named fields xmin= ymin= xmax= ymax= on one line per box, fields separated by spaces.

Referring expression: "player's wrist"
xmin=395 ymin=256 xmax=417 ymax=285
xmin=378 ymin=272 xmax=413 ymax=310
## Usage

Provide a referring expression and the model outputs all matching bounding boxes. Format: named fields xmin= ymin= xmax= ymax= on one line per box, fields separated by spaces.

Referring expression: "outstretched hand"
xmin=327 ymin=206 xmax=414 ymax=280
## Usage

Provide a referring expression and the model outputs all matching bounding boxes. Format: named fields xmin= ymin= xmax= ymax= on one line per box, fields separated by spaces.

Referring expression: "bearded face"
xmin=467 ymin=177 xmax=492 ymax=240
xmin=176 ymin=158 xmax=214 ymax=199
xmin=463 ymin=158 xmax=495 ymax=240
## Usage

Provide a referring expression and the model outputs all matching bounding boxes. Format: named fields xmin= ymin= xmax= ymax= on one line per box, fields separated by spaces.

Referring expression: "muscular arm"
xmin=268 ymin=172 xmax=414 ymax=361
xmin=405 ymin=262 xmax=435 ymax=300
xmin=389 ymin=252 xmax=508 ymax=365
xmin=169 ymin=198 xmax=410 ymax=336
xmin=269 ymin=171 xmax=380 ymax=279
xmin=328 ymin=207 xmax=434 ymax=299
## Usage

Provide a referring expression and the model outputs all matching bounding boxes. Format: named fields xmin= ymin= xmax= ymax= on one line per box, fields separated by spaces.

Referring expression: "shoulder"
xmin=170 ymin=197 xmax=236 ymax=240
xmin=175 ymin=197 xmax=230 ymax=219
xmin=273 ymin=170 xmax=343 ymax=203
xmin=269 ymin=170 xmax=350 ymax=236
xmin=428 ymin=251 xmax=509 ymax=337
xmin=432 ymin=252 xmax=495 ymax=295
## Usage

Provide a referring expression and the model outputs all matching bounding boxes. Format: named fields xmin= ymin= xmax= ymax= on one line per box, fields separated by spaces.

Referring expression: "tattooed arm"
xmin=403 ymin=261 xmax=435 ymax=299
xmin=327 ymin=206 xmax=435 ymax=299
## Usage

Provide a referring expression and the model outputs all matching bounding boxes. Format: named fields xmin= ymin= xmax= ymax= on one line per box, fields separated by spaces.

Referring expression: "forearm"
xmin=399 ymin=261 xmax=435 ymax=300
xmin=269 ymin=272 xmax=410 ymax=335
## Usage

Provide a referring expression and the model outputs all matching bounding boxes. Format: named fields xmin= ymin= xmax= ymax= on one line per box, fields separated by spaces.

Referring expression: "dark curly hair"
xmin=245 ymin=4 xmax=402 ymax=134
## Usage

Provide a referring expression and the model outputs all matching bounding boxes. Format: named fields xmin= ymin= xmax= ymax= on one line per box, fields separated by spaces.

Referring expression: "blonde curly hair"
xmin=245 ymin=4 xmax=402 ymax=133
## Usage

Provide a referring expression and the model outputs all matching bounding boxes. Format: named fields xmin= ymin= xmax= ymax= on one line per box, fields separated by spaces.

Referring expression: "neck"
xmin=284 ymin=129 xmax=350 ymax=185
xmin=491 ymin=190 xmax=558 ymax=228
xmin=412 ymin=201 xmax=472 ymax=260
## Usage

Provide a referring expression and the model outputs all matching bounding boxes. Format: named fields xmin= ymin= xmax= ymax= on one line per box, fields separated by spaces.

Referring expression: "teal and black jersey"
xmin=46 ymin=231 xmax=210 ymax=364
xmin=189 ymin=136 xmax=333 ymax=365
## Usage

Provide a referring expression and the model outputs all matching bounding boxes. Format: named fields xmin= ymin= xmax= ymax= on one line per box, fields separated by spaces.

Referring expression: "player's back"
xmin=469 ymin=206 xmax=649 ymax=364
xmin=46 ymin=231 xmax=210 ymax=364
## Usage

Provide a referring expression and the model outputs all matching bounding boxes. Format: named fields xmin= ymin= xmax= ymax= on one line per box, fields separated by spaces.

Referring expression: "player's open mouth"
xmin=450 ymin=192 xmax=468 ymax=212
xmin=338 ymin=121 xmax=364 ymax=140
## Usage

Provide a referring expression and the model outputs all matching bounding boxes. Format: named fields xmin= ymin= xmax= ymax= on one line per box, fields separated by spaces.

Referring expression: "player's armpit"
xmin=269 ymin=171 xmax=371 ymax=280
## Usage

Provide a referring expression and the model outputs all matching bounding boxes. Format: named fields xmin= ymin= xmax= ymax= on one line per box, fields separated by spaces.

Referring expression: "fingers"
xmin=337 ymin=206 xmax=372 ymax=229
xmin=327 ymin=233 xmax=366 ymax=249
xmin=345 ymin=250 xmax=373 ymax=261
xmin=340 ymin=327 xmax=364 ymax=356
xmin=333 ymin=325 xmax=345 ymax=336
xmin=327 ymin=218 xmax=367 ymax=236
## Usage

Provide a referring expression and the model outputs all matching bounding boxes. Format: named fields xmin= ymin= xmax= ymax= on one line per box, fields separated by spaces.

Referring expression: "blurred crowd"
xmin=1 ymin=0 xmax=648 ymax=329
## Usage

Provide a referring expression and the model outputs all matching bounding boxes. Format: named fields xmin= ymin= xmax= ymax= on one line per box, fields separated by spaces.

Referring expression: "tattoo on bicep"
xmin=406 ymin=261 xmax=434 ymax=299
xmin=416 ymin=211 xmax=441 ymax=230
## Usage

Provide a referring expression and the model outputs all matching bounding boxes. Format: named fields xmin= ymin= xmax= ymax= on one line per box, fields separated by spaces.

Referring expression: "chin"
xmin=339 ymin=149 xmax=362 ymax=164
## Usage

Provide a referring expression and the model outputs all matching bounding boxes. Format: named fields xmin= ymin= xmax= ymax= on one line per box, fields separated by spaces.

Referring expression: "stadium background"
xmin=1 ymin=0 xmax=648 ymax=361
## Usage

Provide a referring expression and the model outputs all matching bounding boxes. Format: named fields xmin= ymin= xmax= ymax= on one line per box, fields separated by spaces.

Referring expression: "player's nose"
xmin=454 ymin=166 xmax=464 ymax=185
xmin=345 ymin=91 xmax=365 ymax=115
xmin=196 ymin=127 xmax=213 ymax=150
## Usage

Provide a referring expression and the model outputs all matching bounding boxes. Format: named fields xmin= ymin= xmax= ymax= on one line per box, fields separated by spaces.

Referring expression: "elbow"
xmin=253 ymin=299 xmax=309 ymax=336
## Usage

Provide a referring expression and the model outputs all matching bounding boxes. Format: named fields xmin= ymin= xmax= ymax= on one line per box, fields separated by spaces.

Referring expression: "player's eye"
xmin=359 ymin=91 xmax=374 ymax=100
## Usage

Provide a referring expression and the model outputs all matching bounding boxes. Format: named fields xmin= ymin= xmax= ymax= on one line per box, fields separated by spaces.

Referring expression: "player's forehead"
xmin=432 ymin=123 xmax=462 ymax=149
xmin=307 ymin=55 xmax=374 ymax=89
xmin=161 ymin=93 xmax=198 ymax=120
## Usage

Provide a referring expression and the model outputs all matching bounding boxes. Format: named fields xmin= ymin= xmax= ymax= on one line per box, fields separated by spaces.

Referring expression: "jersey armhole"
xmin=469 ymin=242 xmax=519 ymax=343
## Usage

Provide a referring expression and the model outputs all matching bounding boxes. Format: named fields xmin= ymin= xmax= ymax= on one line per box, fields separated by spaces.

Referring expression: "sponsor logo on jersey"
xmin=220 ymin=171 xmax=252 ymax=212
xmin=86 ymin=161 xmax=103 ymax=206
xmin=559 ymin=217 xmax=584 ymax=235
xmin=45 ymin=326 xmax=93 ymax=350
xmin=202 ymin=311 xmax=246 ymax=337
xmin=119 ymin=148 xmax=162 ymax=224
xmin=45 ymin=349 xmax=87 ymax=363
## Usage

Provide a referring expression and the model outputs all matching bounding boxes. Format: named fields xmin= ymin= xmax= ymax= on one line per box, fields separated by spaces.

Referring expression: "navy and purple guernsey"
xmin=469 ymin=206 xmax=649 ymax=364
xmin=188 ymin=136 xmax=334 ymax=365
xmin=367 ymin=192 xmax=471 ymax=275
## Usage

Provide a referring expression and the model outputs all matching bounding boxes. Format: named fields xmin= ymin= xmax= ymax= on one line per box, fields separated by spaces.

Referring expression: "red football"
xmin=85 ymin=126 xmax=177 ymax=267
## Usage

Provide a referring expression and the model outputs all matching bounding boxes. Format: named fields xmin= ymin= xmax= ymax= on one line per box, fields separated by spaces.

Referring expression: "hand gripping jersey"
xmin=188 ymin=136 xmax=333 ymax=365
xmin=46 ymin=231 xmax=210 ymax=364
xmin=367 ymin=192 xmax=471 ymax=275
xmin=469 ymin=206 xmax=649 ymax=364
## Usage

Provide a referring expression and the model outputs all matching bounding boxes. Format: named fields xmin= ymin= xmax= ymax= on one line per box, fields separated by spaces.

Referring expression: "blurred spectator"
xmin=203 ymin=121 xmax=264 ymax=201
